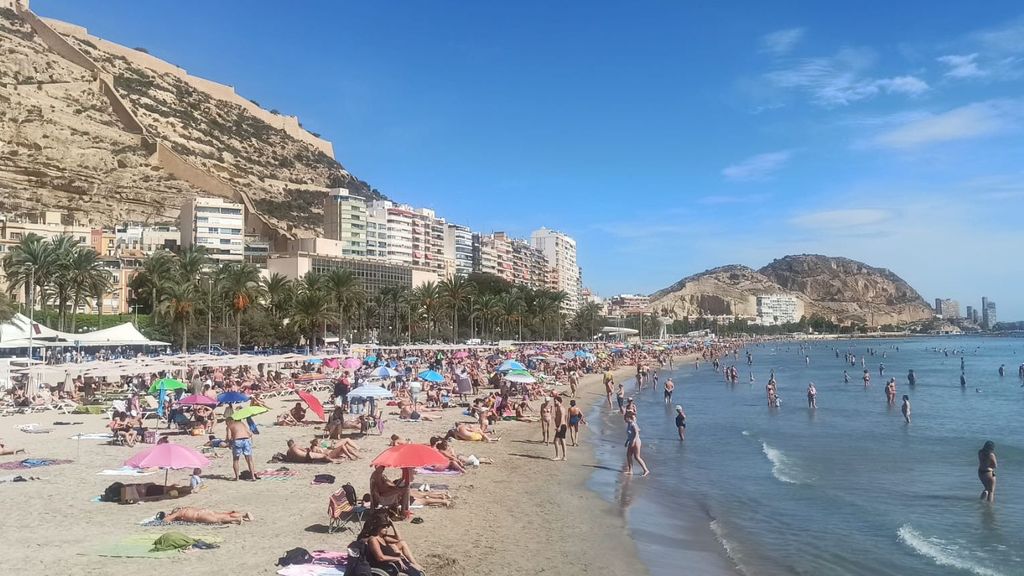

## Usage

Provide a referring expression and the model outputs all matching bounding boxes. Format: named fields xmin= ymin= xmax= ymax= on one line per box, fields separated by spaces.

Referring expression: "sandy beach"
xmin=1 ymin=364 xmax=646 ymax=576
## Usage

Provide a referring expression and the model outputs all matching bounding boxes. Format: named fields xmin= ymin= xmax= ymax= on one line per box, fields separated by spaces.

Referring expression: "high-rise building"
xmin=982 ymin=298 xmax=997 ymax=329
xmin=934 ymin=298 xmax=960 ymax=319
xmin=966 ymin=305 xmax=974 ymax=322
xmin=756 ymin=294 xmax=802 ymax=325
xmin=179 ymin=197 xmax=244 ymax=262
xmin=444 ymin=224 xmax=474 ymax=277
xmin=606 ymin=294 xmax=651 ymax=317
xmin=530 ymin=227 xmax=581 ymax=313
xmin=370 ymin=201 xmax=413 ymax=267
xmin=323 ymin=188 xmax=367 ymax=258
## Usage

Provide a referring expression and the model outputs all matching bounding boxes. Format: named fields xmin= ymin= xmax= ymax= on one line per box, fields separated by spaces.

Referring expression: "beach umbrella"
xmin=306 ymin=358 xmax=323 ymax=365
xmin=125 ymin=442 xmax=210 ymax=486
xmin=296 ymin=389 xmax=326 ymax=421
xmin=342 ymin=357 xmax=362 ymax=370
xmin=371 ymin=366 xmax=400 ymax=378
xmin=505 ymin=369 xmax=537 ymax=384
xmin=148 ymin=378 xmax=186 ymax=395
xmin=323 ymin=358 xmax=340 ymax=369
xmin=417 ymin=370 xmax=445 ymax=383
xmin=217 ymin=391 xmax=250 ymax=405
xmin=485 ymin=354 xmax=501 ymax=361
xmin=348 ymin=385 xmax=394 ymax=400
xmin=176 ymin=394 xmax=217 ymax=407
xmin=230 ymin=405 xmax=269 ymax=420
xmin=561 ymin=351 xmax=576 ymax=360
xmin=453 ymin=351 xmax=469 ymax=359
xmin=365 ymin=355 xmax=378 ymax=364
xmin=372 ymin=444 xmax=449 ymax=469
xmin=497 ymin=360 xmax=526 ymax=372
xmin=403 ymin=356 xmax=420 ymax=363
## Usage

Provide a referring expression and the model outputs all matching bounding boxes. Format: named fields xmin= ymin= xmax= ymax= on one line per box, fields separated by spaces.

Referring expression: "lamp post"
xmin=207 ymin=276 xmax=213 ymax=353
xmin=27 ymin=265 xmax=34 ymax=361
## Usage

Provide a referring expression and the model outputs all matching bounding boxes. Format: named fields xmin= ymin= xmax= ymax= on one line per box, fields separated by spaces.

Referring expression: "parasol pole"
xmin=402 ymin=467 xmax=412 ymax=518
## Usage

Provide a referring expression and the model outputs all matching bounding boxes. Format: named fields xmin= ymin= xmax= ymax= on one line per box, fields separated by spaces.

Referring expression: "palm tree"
xmin=290 ymin=285 xmax=330 ymax=350
xmin=0 ymin=292 xmax=16 ymax=344
xmin=261 ymin=273 xmax=293 ymax=320
xmin=499 ymin=288 xmax=525 ymax=340
xmin=86 ymin=270 xmax=112 ymax=331
xmin=219 ymin=262 xmax=262 ymax=354
xmin=158 ymin=282 xmax=199 ymax=352
xmin=323 ymin=269 xmax=360 ymax=352
xmin=2 ymin=234 xmax=55 ymax=316
xmin=473 ymin=294 xmax=501 ymax=341
xmin=176 ymin=246 xmax=210 ymax=287
xmin=414 ymin=281 xmax=442 ymax=343
xmin=67 ymin=246 xmax=110 ymax=332
xmin=135 ymin=250 xmax=177 ymax=315
xmin=439 ymin=275 xmax=476 ymax=343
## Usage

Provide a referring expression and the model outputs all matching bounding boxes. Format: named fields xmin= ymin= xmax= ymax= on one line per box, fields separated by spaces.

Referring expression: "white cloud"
xmin=937 ymin=53 xmax=985 ymax=78
xmin=761 ymin=28 xmax=804 ymax=56
xmin=764 ymin=48 xmax=928 ymax=106
xmin=789 ymin=208 xmax=892 ymax=230
xmin=872 ymin=100 xmax=1021 ymax=149
xmin=721 ymin=151 xmax=792 ymax=182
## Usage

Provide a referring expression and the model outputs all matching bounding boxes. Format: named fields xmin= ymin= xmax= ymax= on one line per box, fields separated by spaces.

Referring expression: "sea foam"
xmin=761 ymin=442 xmax=800 ymax=484
xmin=897 ymin=525 xmax=1004 ymax=576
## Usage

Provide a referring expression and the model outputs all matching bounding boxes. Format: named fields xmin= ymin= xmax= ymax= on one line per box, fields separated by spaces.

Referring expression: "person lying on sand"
xmin=159 ymin=506 xmax=253 ymax=525
xmin=398 ymin=405 xmax=437 ymax=421
xmin=310 ymin=438 xmax=361 ymax=461
xmin=433 ymin=440 xmax=492 ymax=472
xmin=285 ymin=439 xmax=334 ymax=463
xmin=446 ymin=423 xmax=499 ymax=443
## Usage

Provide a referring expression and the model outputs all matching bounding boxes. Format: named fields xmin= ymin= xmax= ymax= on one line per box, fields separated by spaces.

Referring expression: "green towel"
xmin=150 ymin=531 xmax=196 ymax=552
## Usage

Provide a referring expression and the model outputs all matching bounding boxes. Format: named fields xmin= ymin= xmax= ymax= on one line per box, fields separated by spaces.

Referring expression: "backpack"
xmin=344 ymin=539 xmax=373 ymax=576
xmin=276 ymin=547 xmax=313 ymax=566
xmin=313 ymin=473 xmax=336 ymax=485
xmin=342 ymin=482 xmax=358 ymax=504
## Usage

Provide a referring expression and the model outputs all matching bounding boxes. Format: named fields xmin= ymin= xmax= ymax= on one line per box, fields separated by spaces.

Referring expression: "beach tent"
xmin=0 ymin=314 xmax=169 ymax=348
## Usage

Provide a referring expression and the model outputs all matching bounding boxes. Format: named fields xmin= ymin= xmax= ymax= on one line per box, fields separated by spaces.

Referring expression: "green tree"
xmin=261 ymin=272 xmax=293 ymax=320
xmin=439 ymin=275 xmax=476 ymax=343
xmin=324 ymin=269 xmax=360 ymax=352
xmin=157 ymin=282 xmax=199 ymax=352
xmin=219 ymin=262 xmax=262 ymax=353
xmin=415 ymin=281 xmax=442 ymax=342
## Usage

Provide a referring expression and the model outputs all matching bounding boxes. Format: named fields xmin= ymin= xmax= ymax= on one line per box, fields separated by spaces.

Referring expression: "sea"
xmin=585 ymin=337 xmax=1024 ymax=576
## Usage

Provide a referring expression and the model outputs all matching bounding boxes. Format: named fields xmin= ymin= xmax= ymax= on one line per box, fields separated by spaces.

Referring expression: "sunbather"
xmin=160 ymin=506 xmax=253 ymax=525
xmin=108 ymin=412 xmax=138 ymax=446
xmin=515 ymin=401 xmax=538 ymax=422
xmin=326 ymin=438 xmax=361 ymax=460
xmin=276 ymin=402 xmax=307 ymax=426
xmin=286 ymin=439 xmax=334 ymax=463
xmin=447 ymin=423 xmax=499 ymax=443
xmin=399 ymin=405 xmax=436 ymax=421
xmin=0 ymin=440 xmax=25 ymax=456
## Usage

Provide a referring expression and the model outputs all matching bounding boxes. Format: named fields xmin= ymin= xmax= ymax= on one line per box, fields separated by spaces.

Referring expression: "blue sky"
xmin=35 ymin=1 xmax=1024 ymax=319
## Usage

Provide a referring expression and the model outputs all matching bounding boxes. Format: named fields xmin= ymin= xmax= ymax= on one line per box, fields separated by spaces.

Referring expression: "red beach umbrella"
xmin=371 ymin=444 xmax=449 ymax=469
xmin=296 ymin=389 xmax=326 ymax=421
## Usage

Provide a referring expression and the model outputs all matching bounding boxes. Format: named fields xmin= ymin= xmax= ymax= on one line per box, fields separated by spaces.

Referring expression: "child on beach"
xmin=190 ymin=468 xmax=204 ymax=491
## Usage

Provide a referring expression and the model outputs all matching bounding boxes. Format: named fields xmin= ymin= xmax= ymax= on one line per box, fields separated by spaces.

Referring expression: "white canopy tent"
xmin=0 ymin=314 xmax=169 ymax=349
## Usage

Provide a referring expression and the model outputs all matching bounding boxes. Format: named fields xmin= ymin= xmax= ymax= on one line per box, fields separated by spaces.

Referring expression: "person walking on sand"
xmin=552 ymin=395 xmax=567 ymax=461
xmin=900 ymin=395 xmax=911 ymax=424
xmin=568 ymin=369 xmax=580 ymax=398
xmin=603 ymin=370 xmax=615 ymax=409
xmin=978 ymin=441 xmax=997 ymax=502
xmin=806 ymin=383 xmax=817 ymax=409
xmin=674 ymin=405 xmax=686 ymax=441
xmin=539 ymin=397 xmax=552 ymax=445
xmin=567 ymin=399 xmax=587 ymax=447
xmin=226 ymin=415 xmax=259 ymax=481
xmin=624 ymin=413 xmax=650 ymax=476
xmin=663 ymin=378 xmax=675 ymax=404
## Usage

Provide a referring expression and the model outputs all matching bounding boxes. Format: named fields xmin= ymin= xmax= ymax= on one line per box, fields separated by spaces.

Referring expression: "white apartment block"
xmin=323 ymin=188 xmax=367 ymax=258
xmin=180 ymin=197 xmax=244 ymax=262
xmin=756 ymin=294 xmax=801 ymax=325
xmin=371 ymin=201 xmax=413 ymax=267
xmin=445 ymin=223 xmax=474 ymax=277
xmin=141 ymin=225 xmax=180 ymax=253
xmin=530 ymin=227 xmax=582 ymax=312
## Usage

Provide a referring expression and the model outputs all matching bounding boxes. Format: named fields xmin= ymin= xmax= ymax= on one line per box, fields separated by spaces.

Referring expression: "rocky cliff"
xmin=0 ymin=7 xmax=381 ymax=233
xmin=649 ymin=254 xmax=933 ymax=326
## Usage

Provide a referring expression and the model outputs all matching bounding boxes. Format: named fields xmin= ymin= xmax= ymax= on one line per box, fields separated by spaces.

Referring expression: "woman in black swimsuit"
xmin=978 ymin=441 xmax=997 ymax=502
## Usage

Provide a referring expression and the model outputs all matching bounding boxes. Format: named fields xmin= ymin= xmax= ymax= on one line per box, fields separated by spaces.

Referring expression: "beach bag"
xmin=342 ymin=482 xmax=357 ymax=504
xmin=277 ymin=547 xmax=313 ymax=566
xmin=344 ymin=539 xmax=373 ymax=576
xmin=313 ymin=473 xmax=336 ymax=485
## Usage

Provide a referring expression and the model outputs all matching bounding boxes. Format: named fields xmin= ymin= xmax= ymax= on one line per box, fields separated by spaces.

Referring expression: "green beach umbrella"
xmin=148 ymin=378 xmax=187 ymax=395
xmin=230 ymin=405 xmax=269 ymax=421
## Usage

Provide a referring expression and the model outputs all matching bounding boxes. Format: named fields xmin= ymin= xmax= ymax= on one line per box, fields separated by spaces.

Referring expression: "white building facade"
xmin=530 ymin=227 xmax=581 ymax=313
xmin=180 ymin=197 xmax=244 ymax=262
xmin=755 ymin=294 xmax=801 ymax=325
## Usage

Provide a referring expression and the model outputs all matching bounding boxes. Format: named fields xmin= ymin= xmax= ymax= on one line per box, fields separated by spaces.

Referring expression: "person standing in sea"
xmin=863 ymin=369 xmax=871 ymax=386
xmin=978 ymin=441 xmax=997 ymax=502
xmin=806 ymin=382 xmax=817 ymax=408
xmin=663 ymin=378 xmax=675 ymax=404
xmin=907 ymin=369 xmax=916 ymax=387
xmin=843 ymin=370 xmax=850 ymax=384
xmin=900 ymin=395 xmax=911 ymax=424
xmin=624 ymin=413 xmax=650 ymax=476
xmin=674 ymin=405 xmax=686 ymax=441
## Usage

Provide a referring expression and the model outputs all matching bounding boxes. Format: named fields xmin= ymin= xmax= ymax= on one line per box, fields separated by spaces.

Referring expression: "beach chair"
xmin=139 ymin=396 xmax=162 ymax=421
xmin=327 ymin=484 xmax=367 ymax=534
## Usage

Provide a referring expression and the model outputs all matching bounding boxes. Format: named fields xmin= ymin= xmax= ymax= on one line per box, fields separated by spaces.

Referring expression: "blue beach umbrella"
xmin=371 ymin=366 xmax=400 ymax=378
xmin=497 ymin=360 xmax=526 ymax=372
xmin=217 ymin=391 xmax=250 ymax=405
xmin=365 ymin=355 xmax=378 ymax=364
xmin=306 ymin=358 xmax=323 ymax=365
xmin=417 ymin=370 xmax=445 ymax=383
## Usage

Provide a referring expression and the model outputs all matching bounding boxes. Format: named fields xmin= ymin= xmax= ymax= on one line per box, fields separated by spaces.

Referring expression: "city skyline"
xmin=30 ymin=0 xmax=1024 ymax=318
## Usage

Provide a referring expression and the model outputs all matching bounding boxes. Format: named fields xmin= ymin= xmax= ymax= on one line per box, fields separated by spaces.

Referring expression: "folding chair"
xmin=328 ymin=484 xmax=367 ymax=534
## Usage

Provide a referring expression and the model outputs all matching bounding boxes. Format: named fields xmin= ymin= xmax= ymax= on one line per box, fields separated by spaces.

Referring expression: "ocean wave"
xmin=761 ymin=442 xmax=800 ymax=484
xmin=897 ymin=525 xmax=1004 ymax=576
xmin=741 ymin=430 xmax=751 ymax=436
xmin=710 ymin=519 xmax=749 ymax=576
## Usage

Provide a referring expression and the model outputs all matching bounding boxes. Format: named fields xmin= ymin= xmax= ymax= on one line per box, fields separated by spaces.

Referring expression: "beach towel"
xmin=90 ymin=533 xmax=223 ymax=559
xmin=98 ymin=467 xmax=159 ymax=477
xmin=415 ymin=467 xmax=461 ymax=476
xmin=70 ymin=433 xmax=114 ymax=441
xmin=259 ymin=469 xmax=300 ymax=479
xmin=277 ymin=564 xmax=346 ymax=576
xmin=139 ymin=516 xmax=232 ymax=529
xmin=16 ymin=424 xmax=52 ymax=434
xmin=0 ymin=458 xmax=71 ymax=470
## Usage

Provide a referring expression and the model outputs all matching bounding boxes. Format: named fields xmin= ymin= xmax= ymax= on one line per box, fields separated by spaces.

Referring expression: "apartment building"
xmin=323 ymin=188 xmax=367 ymax=258
xmin=445 ymin=223 xmax=474 ymax=277
xmin=180 ymin=197 xmax=244 ymax=262
xmin=530 ymin=227 xmax=582 ymax=313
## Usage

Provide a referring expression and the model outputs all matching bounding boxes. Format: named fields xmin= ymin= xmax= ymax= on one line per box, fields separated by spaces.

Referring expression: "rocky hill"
xmin=649 ymin=254 xmax=934 ymax=326
xmin=0 ymin=6 xmax=382 ymax=234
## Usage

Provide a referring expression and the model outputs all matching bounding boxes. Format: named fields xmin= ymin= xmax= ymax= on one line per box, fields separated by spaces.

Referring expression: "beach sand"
xmin=1 ymin=365 xmax=647 ymax=576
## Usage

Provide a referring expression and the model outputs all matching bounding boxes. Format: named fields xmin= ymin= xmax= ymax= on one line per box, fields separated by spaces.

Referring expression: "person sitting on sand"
xmin=359 ymin=513 xmax=425 ymax=576
xmin=370 ymin=465 xmax=405 ymax=508
xmin=447 ymin=423 xmax=499 ymax=443
xmin=285 ymin=438 xmax=334 ymax=463
xmin=108 ymin=411 xmax=138 ymax=447
xmin=276 ymin=402 xmax=307 ymax=426
xmin=0 ymin=440 xmax=25 ymax=456
xmin=514 ymin=401 xmax=538 ymax=422
xmin=159 ymin=506 xmax=253 ymax=525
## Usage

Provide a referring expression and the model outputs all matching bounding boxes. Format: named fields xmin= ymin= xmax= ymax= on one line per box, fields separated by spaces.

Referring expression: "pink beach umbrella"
xmin=453 ymin=351 xmax=469 ymax=359
xmin=176 ymin=394 xmax=217 ymax=406
xmin=323 ymin=358 xmax=341 ymax=369
xmin=341 ymin=357 xmax=362 ymax=370
xmin=124 ymin=442 xmax=210 ymax=486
